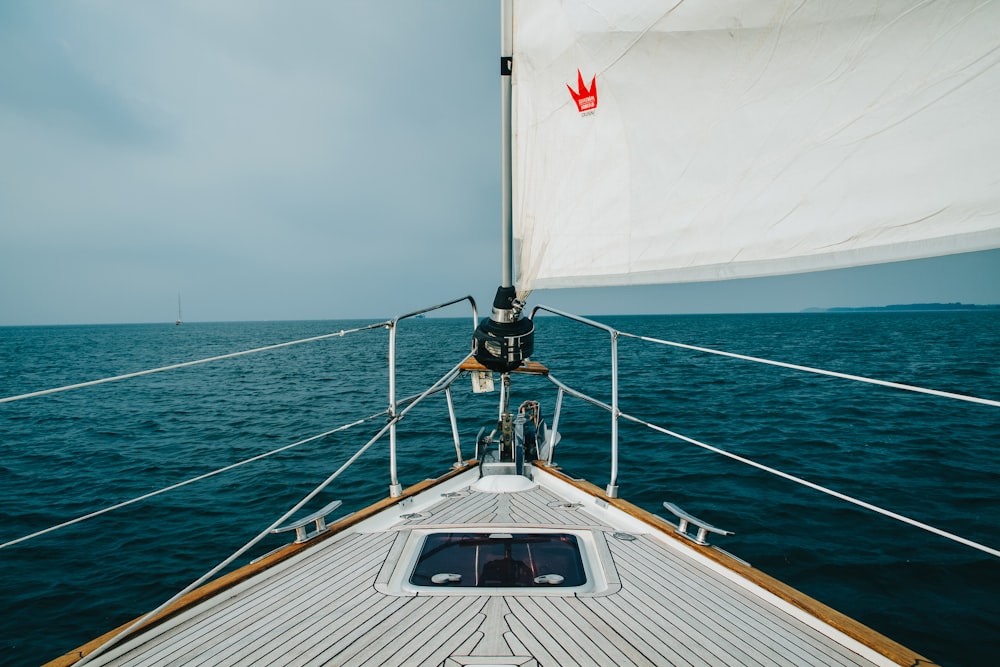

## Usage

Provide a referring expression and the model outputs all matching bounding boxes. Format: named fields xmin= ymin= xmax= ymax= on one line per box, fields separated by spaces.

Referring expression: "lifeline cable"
xmin=74 ymin=360 xmax=466 ymax=666
xmin=545 ymin=368 xmax=1000 ymax=559
xmin=620 ymin=331 xmax=1000 ymax=408
xmin=0 ymin=321 xmax=390 ymax=404
xmin=0 ymin=412 xmax=386 ymax=551
xmin=622 ymin=410 xmax=1000 ymax=559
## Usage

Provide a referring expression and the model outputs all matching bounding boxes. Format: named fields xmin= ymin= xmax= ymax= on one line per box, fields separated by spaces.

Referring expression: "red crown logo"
xmin=567 ymin=70 xmax=597 ymax=113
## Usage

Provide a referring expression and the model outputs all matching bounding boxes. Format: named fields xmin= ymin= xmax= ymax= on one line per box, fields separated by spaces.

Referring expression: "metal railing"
xmin=387 ymin=296 xmax=479 ymax=496
xmin=524 ymin=305 xmax=1000 ymax=559
xmin=529 ymin=304 xmax=621 ymax=498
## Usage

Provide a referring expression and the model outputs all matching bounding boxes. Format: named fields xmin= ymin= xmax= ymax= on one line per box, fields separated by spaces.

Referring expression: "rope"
xmin=0 ymin=322 xmax=390 ymax=404
xmin=619 ymin=331 xmax=1000 ymax=408
xmin=0 ymin=412 xmax=387 ymax=551
xmin=618 ymin=411 xmax=1000 ymax=559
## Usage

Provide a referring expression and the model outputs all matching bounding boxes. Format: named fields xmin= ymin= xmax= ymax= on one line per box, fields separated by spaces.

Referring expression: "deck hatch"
xmin=375 ymin=526 xmax=619 ymax=597
xmin=410 ymin=533 xmax=586 ymax=588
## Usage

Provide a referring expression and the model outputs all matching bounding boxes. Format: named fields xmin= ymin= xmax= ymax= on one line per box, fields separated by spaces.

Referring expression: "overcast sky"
xmin=1 ymin=2 xmax=997 ymax=326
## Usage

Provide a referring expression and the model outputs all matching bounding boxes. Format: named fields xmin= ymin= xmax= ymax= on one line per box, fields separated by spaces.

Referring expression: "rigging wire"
xmin=0 ymin=321 xmax=391 ymax=551
xmin=619 ymin=331 xmax=1000 ymax=408
xmin=0 ymin=413 xmax=387 ymax=551
xmin=75 ymin=360 xmax=466 ymax=666
xmin=5 ymin=308 xmax=998 ymax=643
xmin=0 ymin=321 xmax=390 ymax=404
xmin=545 ymin=367 xmax=999 ymax=558
xmin=619 ymin=411 xmax=1000 ymax=560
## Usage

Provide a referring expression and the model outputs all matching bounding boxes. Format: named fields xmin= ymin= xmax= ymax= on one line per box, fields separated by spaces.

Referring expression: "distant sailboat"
xmin=175 ymin=294 xmax=182 ymax=326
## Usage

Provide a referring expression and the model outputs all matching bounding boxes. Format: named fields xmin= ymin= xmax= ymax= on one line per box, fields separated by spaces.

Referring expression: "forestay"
xmin=511 ymin=0 xmax=1000 ymax=291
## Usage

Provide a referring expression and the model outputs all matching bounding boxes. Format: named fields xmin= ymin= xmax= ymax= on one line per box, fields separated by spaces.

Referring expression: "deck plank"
xmin=433 ymin=491 xmax=498 ymax=525
xmin=211 ymin=534 xmax=386 ymax=662
xmin=547 ymin=594 xmax=660 ymax=667
xmin=511 ymin=595 xmax=637 ymax=667
xmin=616 ymin=535 xmax=866 ymax=666
xmin=502 ymin=602 xmax=577 ymax=667
xmin=589 ymin=585 xmax=726 ymax=665
xmin=338 ymin=596 xmax=475 ymax=665
xmin=609 ymin=547 xmax=785 ymax=665
xmin=421 ymin=617 xmax=491 ymax=666
xmin=78 ymin=472 xmax=906 ymax=667
xmin=122 ymin=532 xmax=394 ymax=667
xmin=443 ymin=625 xmax=486 ymax=662
xmin=244 ymin=538 xmax=400 ymax=665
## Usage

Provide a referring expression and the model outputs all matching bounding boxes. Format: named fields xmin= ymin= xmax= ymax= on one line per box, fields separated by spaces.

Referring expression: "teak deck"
xmin=49 ymin=464 xmax=932 ymax=666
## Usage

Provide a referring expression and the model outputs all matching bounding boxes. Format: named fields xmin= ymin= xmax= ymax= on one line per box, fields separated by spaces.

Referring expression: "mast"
xmin=473 ymin=0 xmax=533 ymax=374
xmin=500 ymin=0 xmax=513 ymax=289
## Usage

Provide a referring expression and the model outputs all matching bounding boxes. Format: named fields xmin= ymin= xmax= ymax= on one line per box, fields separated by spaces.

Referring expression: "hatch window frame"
xmin=375 ymin=526 xmax=621 ymax=598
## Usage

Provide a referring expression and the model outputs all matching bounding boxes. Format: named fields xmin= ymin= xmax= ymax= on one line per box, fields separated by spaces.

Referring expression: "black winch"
xmin=472 ymin=285 xmax=534 ymax=372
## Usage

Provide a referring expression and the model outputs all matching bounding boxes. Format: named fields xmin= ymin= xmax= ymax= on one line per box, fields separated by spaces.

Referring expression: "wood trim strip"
xmin=535 ymin=463 xmax=938 ymax=667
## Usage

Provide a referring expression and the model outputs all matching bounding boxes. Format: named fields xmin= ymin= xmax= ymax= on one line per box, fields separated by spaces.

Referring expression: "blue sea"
xmin=1 ymin=311 xmax=998 ymax=667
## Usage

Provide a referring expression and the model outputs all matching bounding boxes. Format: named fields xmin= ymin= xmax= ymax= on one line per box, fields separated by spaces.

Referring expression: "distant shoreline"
xmin=804 ymin=302 xmax=1000 ymax=313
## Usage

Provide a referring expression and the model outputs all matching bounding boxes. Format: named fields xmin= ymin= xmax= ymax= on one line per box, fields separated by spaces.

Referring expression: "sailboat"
xmin=175 ymin=294 xmax=183 ymax=326
xmin=8 ymin=1 xmax=999 ymax=665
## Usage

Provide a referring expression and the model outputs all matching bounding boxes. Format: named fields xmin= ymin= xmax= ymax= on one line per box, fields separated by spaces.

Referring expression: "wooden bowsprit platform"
xmin=459 ymin=356 xmax=549 ymax=375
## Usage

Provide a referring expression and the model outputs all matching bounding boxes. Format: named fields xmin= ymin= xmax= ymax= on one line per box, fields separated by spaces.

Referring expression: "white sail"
xmin=512 ymin=0 xmax=1000 ymax=291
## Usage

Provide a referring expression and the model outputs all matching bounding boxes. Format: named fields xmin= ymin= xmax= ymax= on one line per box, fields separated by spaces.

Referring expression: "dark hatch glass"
xmin=410 ymin=533 xmax=587 ymax=588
